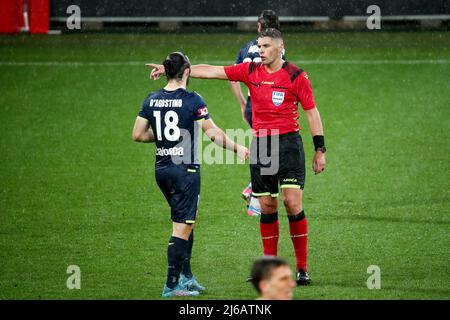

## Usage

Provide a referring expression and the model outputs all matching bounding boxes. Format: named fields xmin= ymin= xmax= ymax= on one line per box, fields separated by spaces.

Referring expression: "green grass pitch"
xmin=0 ymin=31 xmax=449 ymax=299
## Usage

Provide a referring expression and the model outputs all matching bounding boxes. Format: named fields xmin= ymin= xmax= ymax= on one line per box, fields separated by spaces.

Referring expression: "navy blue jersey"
xmin=138 ymin=88 xmax=209 ymax=166
xmin=235 ymin=38 xmax=286 ymax=64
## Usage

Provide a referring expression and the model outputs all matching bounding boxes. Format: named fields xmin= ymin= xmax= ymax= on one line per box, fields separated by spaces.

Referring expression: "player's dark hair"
xmin=163 ymin=52 xmax=191 ymax=81
xmin=249 ymin=256 xmax=289 ymax=294
xmin=258 ymin=10 xmax=280 ymax=30
xmin=258 ymin=28 xmax=283 ymax=40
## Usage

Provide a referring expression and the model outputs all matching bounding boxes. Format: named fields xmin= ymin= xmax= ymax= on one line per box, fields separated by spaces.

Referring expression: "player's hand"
xmin=145 ymin=63 xmax=165 ymax=80
xmin=237 ymin=145 xmax=249 ymax=162
xmin=313 ymin=151 xmax=326 ymax=174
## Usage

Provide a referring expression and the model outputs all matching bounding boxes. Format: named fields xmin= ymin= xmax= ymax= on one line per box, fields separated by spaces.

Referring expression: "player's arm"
xmin=229 ymin=81 xmax=248 ymax=124
xmin=191 ymin=65 xmax=228 ymax=79
xmin=304 ymin=108 xmax=326 ymax=174
xmin=146 ymin=63 xmax=228 ymax=80
xmin=305 ymin=107 xmax=323 ymax=137
xmin=132 ymin=116 xmax=155 ymax=143
xmin=296 ymin=71 xmax=326 ymax=174
xmin=200 ymin=118 xmax=249 ymax=161
xmin=230 ymin=49 xmax=248 ymax=123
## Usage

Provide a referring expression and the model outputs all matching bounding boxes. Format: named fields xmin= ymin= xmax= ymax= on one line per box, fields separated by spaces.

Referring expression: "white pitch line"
xmin=0 ymin=59 xmax=449 ymax=66
xmin=0 ymin=61 xmax=144 ymax=66
xmin=211 ymin=59 xmax=450 ymax=65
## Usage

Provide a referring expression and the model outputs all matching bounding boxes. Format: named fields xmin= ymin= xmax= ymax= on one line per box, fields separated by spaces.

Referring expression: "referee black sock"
xmin=166 ymin=236 xmax=188 ymax=289
xmin=182 ymin=231 xmax=194 ymax=278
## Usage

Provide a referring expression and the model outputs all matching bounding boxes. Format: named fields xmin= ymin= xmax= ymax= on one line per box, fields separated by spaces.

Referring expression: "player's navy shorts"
xmin=250 ymin=131 xmax=305 ymax=197
xmin=155 ymin=164 xmax=200 ymax=224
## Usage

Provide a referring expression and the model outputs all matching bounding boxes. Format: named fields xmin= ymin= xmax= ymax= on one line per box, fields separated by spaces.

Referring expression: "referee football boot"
xmin=161 ymin=284 xmax=200 ymax=297
xmin=179 ymin=274 xmax=205 ymax=292
xmin=296 ymin=269 xmax=311 ymax=286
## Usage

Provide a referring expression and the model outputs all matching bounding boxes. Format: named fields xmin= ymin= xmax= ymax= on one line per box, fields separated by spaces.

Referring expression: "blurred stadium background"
xmin=1 ymin=0 xmax=450 ymax=33
xmin=0 ymin=0 xmax=449 ymax=300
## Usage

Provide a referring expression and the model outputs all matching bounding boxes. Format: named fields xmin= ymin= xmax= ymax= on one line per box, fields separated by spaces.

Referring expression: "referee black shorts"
xmin=250 ymin=131 xmax=305 ymax=198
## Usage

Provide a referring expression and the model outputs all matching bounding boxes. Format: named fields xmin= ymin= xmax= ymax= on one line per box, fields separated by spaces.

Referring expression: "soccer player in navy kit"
xmin=230 ymin=10 xmax=285 ymax=216
xmin=148 ymin=29 xmax=326 ymax=286
xmin=133 ymin=52 xmax=249 ymax=297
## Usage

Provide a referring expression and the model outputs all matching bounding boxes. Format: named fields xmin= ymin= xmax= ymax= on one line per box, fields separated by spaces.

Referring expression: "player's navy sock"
xmin=166 ymin=236 xmax=189 ymax=289
xmin=288 ymin=211 xmax=308 ymax=271
xmin=260 ymin=212 xmax=279 ymax=256
xmin=182 ymin=231 xmax=194 ymax=278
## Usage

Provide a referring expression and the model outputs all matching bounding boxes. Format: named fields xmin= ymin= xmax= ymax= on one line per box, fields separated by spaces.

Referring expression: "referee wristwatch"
xmin=316 ymin=146 xmax=326 ymax=153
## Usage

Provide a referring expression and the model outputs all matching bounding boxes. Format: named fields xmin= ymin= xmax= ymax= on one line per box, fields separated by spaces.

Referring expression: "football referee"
xmin=230 ymin=9 xmax=286 ymax=217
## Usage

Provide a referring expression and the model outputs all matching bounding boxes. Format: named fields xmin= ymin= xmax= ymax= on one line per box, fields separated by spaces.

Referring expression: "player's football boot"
xmin=296 ymin=269 xmax=311 ymax=286
xmin=242 ymin=182 xmax=252 ymax=205
xmin=179 ymin=274 xmax=206 ymax=292
xmin=247 ymin=196 xmax=262 ymax=216
xmin=161 ymin=284 xmax=200 ymax=297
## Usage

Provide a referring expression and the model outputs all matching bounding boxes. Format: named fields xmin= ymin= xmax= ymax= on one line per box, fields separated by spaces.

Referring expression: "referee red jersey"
xmin=224 ymin=62 xmax=316 ymax=137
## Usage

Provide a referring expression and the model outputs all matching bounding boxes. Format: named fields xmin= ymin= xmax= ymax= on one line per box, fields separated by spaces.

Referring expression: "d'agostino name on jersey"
xmin=149 ymin=98 xmax=183 ymax=108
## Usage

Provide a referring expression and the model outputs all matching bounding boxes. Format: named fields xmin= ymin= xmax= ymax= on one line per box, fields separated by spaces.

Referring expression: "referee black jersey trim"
xmin=249 ymin=62 xmax=262 ymax=75
xmin=282 ymin=61 xmax=304 ymax=82
xmin=290 ymin=69 xmax=304 ymax=82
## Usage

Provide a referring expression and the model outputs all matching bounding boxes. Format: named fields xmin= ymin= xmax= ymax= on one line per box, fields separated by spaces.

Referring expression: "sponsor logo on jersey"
xmin=197 ymin=107 xmax=209 ymax=117
xmin=272 ymin=91 xmax=285 ymax=107
xmin=156 ymin=147 xmax=184 ymax=156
